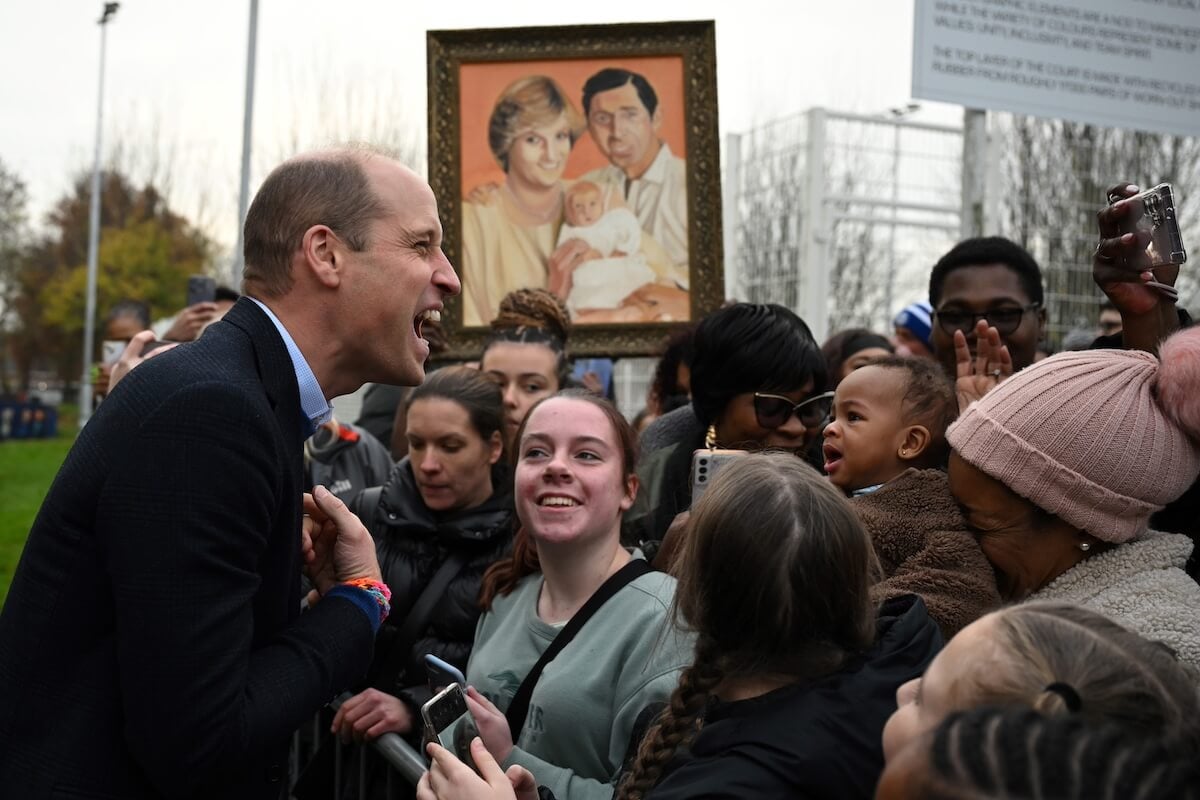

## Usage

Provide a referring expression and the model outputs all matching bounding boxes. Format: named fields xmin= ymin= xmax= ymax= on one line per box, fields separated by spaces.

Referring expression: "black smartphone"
xmin=186 ymin=275 xmax=217 ymax=307
xmin=420 ymin=683 xmax=477 ymax=770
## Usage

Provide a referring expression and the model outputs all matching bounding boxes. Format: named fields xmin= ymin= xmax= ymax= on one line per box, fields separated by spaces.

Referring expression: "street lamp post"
xmin=78 ymin=2 xmax=119 ymax=427
xmin=231 ymin=0 xmax=259 ymax=287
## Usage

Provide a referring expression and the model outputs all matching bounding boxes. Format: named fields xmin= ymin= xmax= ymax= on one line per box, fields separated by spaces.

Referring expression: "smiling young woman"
xmin=463 ymin=391 xmax=693 ymax=800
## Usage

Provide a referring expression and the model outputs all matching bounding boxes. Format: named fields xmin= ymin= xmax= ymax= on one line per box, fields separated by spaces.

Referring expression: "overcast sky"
xmin=0 ymin=1 xmax=958 ymax=252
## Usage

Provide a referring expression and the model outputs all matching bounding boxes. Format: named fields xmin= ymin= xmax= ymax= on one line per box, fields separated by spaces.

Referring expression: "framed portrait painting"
xmin=427 ymin=20 xmax=722 ymax=357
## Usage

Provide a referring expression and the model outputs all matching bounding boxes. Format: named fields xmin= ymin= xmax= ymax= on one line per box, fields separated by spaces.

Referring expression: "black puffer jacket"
xmin=360 ymin=459 xmax=514 ymax=714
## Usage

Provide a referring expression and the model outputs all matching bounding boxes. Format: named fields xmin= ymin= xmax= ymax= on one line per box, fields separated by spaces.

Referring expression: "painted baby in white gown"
xmin=558 ymin=180 xmax=656 ymax=315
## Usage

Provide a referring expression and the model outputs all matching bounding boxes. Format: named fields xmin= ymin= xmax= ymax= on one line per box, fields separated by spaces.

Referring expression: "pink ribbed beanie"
xmin=947 ymin=326 xmax=1200 ymax=543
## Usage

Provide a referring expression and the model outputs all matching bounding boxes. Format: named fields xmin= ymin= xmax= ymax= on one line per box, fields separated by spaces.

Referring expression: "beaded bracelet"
xmin=341 ymin=577 xmax=392 ymax=625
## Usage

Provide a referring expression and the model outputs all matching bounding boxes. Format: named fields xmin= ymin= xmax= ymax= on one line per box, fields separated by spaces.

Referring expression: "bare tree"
xmin=995 ymin=115 xmax=1200 ymax=335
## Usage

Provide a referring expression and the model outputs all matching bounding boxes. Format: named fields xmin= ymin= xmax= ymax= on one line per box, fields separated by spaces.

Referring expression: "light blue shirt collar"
xmin=248 ymin=297 xmax=332 ymax=436
xmin=850 ymin=483 xmax=885 ymax=498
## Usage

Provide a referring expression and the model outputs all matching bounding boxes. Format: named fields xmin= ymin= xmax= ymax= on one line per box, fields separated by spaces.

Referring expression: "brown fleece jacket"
xmin=852 ymin=469 xmax=1001 ymax=639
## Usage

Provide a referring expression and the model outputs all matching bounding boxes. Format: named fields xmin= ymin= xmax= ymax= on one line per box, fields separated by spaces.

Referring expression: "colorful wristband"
xmin=326 ymin=578 xmax=392 ymax=629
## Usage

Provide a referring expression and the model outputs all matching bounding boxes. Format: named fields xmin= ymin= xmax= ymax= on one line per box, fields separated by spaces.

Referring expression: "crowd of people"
xmin=0 ymin=146 xmax=1197 ymax=800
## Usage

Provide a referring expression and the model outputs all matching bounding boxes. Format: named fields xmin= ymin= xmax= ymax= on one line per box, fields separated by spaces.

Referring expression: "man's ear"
xmin=1035 ymin=304 xmax=1048 ymax=341
xmin=301 ymin=224 xmax=341 ymax=289
xmin=897 ymin=425 xmax=932 ymax=463
xmin=651 ymin=106 xmax=663 ymax=134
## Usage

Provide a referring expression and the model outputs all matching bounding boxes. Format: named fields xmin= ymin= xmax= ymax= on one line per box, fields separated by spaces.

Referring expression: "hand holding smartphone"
xmin=420 ymin=683 xmax=477 ymax=772
xmin=1106 ymin=183 xmax=1185 ymax=302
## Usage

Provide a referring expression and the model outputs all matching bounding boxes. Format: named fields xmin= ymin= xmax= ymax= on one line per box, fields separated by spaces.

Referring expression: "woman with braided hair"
xmin=882 ymin=602 xmax=1200 ymax=765
xmin=878 ymin=707 xmax=1200 ymax=799
xmin=480 ymin=288 xmax=573 ymax=452
xmin=614 ymin=452 xmax=940 ymax=800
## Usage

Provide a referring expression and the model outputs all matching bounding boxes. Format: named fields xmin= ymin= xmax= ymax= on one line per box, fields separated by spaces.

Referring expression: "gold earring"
xmin=705 ymin=424 xmax=718 ymax=449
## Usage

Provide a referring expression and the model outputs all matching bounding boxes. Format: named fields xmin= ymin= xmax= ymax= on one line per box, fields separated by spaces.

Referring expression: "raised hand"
xmin=302 ymin=486 xmax=382 ymax=600
xmin=954 ymin=320 xmax=1013 ymax=412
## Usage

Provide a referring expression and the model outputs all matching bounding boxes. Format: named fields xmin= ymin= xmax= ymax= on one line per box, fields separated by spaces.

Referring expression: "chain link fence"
xmin=722 ymin=107 xmax=1199 ymax=347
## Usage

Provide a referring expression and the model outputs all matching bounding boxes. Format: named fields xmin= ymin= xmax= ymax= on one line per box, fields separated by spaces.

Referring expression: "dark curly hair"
xmin=929 ymin=236 xmax=1044 ymax=308
xmin=482 ymin=288 xmax=573 ymax=389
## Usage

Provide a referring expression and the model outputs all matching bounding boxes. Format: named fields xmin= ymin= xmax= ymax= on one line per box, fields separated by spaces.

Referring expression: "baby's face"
xmin=822 ymin=365 xmax=910 ymax=491
xmin=567 ymin=189 xmax=604 ymax=226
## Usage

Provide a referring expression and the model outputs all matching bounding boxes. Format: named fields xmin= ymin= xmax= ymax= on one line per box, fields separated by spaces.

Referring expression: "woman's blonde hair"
xmin=618 ymin=453 xmax=879 ymax=799
xmin=487 ymin=75 xmax=585 ymax=171
xmin=951 ymin=602 xmax=1200 ymax=755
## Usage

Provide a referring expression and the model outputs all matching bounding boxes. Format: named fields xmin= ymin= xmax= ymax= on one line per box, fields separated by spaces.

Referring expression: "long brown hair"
xmin=478 ymin=390 xmax=639 ymax=609
xmin=618 ymin=453 xmax=879 ymax=799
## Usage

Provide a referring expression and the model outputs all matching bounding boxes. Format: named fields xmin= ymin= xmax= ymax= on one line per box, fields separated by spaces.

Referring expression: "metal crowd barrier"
xmin=288 ymin=691 xmax=428 ymax=799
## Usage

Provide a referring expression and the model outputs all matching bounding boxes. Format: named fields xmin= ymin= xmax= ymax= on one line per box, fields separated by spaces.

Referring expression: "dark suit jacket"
xmin=0 ymin=299 xmax=376 ymax=799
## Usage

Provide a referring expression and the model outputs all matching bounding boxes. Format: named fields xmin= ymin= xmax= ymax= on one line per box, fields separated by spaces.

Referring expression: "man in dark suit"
xmin=0 ymin=149 xmax=460 ymax=798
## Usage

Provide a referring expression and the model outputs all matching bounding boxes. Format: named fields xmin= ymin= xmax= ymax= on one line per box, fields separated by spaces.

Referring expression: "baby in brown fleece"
xmin=822 ymin=356 xmax=1000 ymax=638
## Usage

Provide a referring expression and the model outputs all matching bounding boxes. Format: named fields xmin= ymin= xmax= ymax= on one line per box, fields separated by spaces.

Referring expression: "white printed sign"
xmin=913 ymin=0 xmax=1200 ymax=136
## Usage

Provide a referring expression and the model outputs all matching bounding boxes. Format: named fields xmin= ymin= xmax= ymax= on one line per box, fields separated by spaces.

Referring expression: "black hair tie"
xmin=1044 ymin=682 xmax=1083 ymax=713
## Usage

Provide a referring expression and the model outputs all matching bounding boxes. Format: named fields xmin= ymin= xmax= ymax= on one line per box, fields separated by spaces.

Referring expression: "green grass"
xmin=0 ymin=431 xmax=75 ymax=606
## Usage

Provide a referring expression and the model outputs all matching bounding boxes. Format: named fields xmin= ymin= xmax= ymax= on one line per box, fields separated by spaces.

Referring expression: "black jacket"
xmin=361 ymin=459 xmax=515 ymax=712
xmin=646 ymin=595 xmax=942 ymax=800
xmin=0 ymin=299 xmax=376 ymax=799
xmin=305 ymin=420 xmax=394 ymax=500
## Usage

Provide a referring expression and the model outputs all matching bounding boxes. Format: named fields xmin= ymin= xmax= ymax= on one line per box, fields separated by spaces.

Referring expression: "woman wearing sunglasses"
xmin=624 ymin=303 xmax=829 ymax=559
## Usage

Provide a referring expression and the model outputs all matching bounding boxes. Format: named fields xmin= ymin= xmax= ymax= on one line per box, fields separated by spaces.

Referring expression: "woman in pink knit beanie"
xmin=945 ymin=326 xmax=1200 ymax=671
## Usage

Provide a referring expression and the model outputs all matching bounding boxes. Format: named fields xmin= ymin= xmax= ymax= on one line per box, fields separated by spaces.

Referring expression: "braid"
xmin=483 ymin=288 xmax=572 ymax=386
xmin=490 ymin=288 xmax=571 ymax=340
xmin=617 ymin=635 xmax=725 ymax=800
xmin=923 ymin=707 xmax=1200 ymax=800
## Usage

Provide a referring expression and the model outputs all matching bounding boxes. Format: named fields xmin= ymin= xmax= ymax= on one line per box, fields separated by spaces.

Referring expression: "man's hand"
xmin=463 ymin=686 xmax=514 ymax=765
xmin=465 ymin=182 xmax=502 ymax=206
xmin=547 ymin=239 xmax=592 ymax=299
xmin=331 ymin=688 xmax=414 ymax=741
xmin=417 ymin=738 xmax=537 ymax=800
xmin=1094 ymin=182 xmax=1180 ymax=353
xmin=619 ymin=284 xmax=689 ymax=322
xmin=302 ymin=486 xmax=382 ymax=600
xmin=108 ymin=331 xmax=179 ymax=395
xmin=163 ymin=302 xmax=220 ymax=342
xmin=954 ymin=321 xmax=1013 ymax=413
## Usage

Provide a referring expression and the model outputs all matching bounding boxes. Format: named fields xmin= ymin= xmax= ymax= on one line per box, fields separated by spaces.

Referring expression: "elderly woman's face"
xmin=507 ymin=113 xmax=572 ymax=189
xmin=946 ymin=452 xmax=1081 ymax=599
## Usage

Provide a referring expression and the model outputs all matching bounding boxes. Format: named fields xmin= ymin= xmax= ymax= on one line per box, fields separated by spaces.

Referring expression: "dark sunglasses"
xmin=753 ymin=391 xmax=834 ymax=430
xmin=935 ymin=303 xmax=1041 ymax=336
